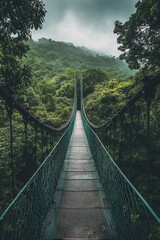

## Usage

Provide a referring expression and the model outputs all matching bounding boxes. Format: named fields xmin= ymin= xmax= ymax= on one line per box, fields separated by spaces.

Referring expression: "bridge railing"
xmin=0 ymin=82 xmax=77 ymax=239
xmin=81 ymin=74 xmax=160 ymax=239
xmin=0 ymin=87 xmax=67 ymax=213
xmin=82 ymin=109 xmax=160 ymax=240
xmin=82 ymin=75 xmax=160 ymax=213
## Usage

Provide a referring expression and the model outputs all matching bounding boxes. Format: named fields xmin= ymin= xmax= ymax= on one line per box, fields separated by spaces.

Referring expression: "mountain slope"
xmin=25 ymin=38 xmax=133 ymax=80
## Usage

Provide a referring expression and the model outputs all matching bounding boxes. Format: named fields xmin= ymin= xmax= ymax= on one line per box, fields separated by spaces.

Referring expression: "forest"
xmin=0 ymin=38 xmax=137 ymax=213
xmin=0 ymin=0 xmax=160 ymax=223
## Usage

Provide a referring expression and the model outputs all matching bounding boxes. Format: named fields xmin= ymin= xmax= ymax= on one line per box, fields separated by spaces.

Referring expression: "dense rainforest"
xmin=0 ymin=37 xmax=159 ymax=217
xmin=0 ymin=38 xmax=136 ymax=214
xmin=0 ymin=3 xmax=159 ymax=240
xmin=23 ymin=38 xmax=136 ymax=126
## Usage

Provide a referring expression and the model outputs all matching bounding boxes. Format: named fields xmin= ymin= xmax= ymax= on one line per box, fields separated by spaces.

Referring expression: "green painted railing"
xmin=0 ymin=82 xmax=77 ymax=240
xmin=82 ymin=110 xmax=160 ymax=239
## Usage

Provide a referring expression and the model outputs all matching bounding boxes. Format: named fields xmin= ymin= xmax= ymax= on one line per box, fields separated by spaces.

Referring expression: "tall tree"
xmin=0 ymin=0 xmax=46 ymax=93
xmin=114 ymin=0 xmax=160 ymax=73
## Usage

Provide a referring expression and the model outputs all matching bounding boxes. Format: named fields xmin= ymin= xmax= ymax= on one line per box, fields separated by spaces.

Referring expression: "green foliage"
xmin=0 ymin=37 xmax=136 ymax=214
xmin=114 ymin=0 xmax=160 ymax=74
xmin=83 ymin=68 xmax=108 ymax=97
xmin=25 ymin=38 xmax=133 ymax=79
xmin=83 ymin=69 xmax=135 ymax=124
xmin=0 ymin=0 xmax=46 ymax=93
xmin=56 ymin=82 xmax=74 ymax=99
xmin=22 ymin=39 xmax=135 ymax=127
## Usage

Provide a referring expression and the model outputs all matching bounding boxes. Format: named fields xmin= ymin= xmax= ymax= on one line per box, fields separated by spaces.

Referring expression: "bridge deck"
xmin=41 ymin=111 xmax=116 ymax=239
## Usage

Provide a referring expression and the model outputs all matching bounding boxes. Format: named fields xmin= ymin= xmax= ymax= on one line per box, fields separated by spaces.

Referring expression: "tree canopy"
xmin=24 ymin=38 xmax=133 ymax=80
xmin=114 ymin=0 xmax=160 ymax=73
xmin=0 ymin=0 xmax=46 ymax=93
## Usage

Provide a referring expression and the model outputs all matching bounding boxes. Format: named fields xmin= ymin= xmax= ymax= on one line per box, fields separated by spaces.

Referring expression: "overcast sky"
xmin=32 ymin=0 xmax=138 ymax=56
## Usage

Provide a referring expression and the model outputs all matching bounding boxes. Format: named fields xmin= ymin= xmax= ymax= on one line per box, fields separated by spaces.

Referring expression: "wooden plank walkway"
xmin=41 ymin=111 xmax=116 ymax=239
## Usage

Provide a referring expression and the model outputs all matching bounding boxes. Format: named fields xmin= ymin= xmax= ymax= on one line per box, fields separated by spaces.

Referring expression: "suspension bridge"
xmin=0 ymin=77 xmax=160 ymax=239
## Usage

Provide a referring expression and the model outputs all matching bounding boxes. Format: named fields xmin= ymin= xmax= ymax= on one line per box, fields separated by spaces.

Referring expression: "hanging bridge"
xmin=0 ymin=77 xmax=160 ymax=239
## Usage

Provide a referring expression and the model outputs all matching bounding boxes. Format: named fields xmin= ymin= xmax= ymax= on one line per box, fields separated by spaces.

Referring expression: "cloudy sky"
xmin=32 ymin=0 xmax=138 ymax=56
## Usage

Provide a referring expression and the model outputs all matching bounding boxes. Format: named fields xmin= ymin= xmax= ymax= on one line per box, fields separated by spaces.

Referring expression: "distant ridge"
xmin=26 ymin=38 xmax=133 ymax=77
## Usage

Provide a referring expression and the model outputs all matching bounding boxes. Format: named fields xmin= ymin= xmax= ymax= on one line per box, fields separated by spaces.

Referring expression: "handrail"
xmin=81 ymin=109 xmax=160 ymax=239
xmin=0 ymin=80 xmax=77 ymax=214
xmin=0 ymin=116 xmax=76 ymax=222
xmin=0 ymin=117 xmax=76 ymax=239
xmin=0 ymin=80 xmax=77 ymax=240
xmin=83 ymin=110 xmax=160 ymax=222
xmin=81 ymin=73 xmax=160 ymax=209
xmin=0 ymin=80 xmax=77 ymax=218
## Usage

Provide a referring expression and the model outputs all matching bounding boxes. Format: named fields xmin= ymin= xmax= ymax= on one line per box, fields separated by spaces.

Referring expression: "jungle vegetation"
xmin=0 ymin=37 xmax=135 ymax=213
xmin=0 ymin=0 xmax=160 ymax=217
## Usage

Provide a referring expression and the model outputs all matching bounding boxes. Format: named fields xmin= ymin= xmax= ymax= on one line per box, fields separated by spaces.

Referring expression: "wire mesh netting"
xmin=0 ymin=82 xmax=77 ymax=240
xmin=82 ymin=111 xmax=160 ymax=240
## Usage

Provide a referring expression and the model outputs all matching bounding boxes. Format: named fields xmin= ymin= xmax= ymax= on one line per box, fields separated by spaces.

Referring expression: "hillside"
xmin=25 ymin=38 xmax=133 ymax=80
xmin=21 ymin=38 xmax=137 ymax=127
